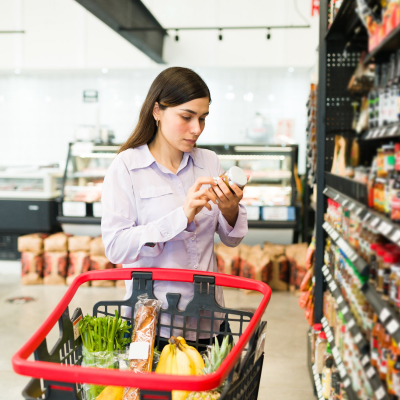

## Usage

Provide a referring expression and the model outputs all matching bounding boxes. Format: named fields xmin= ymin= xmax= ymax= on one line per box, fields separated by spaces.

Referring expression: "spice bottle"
xmin=383 ymin=253 xmax=399 ymax=301
xmin=322 ymin=357 xmax=334 ymax=399
xmin=369 ymin=243 xmax=380 ymax=285
xmin=390 ymin=264 xmax=400 ymax=306
xmin=376 ymin=247 xmax=387 ymax=292
xmin=217 ymin=166 xmax=247 ymax=193
xmin=311 ymin=323 xmax=322 ymax=364
xmin=371 ymin=315 xmax=380 ymax=368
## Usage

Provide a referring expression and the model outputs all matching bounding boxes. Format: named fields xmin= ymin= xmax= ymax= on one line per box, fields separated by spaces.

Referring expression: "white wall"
xmin=0 ymin=67 xmax=310 ymax=172
xmin=0 ymin=0 xmax=319 ymax=70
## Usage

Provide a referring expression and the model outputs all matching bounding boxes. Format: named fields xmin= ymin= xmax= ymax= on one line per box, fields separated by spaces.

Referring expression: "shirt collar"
xmin=128 ymin=144 xmax=204 ymax=170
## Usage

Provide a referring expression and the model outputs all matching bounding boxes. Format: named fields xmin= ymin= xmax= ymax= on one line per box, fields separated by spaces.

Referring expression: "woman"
xmin=101 ymin=67 xmax=248 ymax=349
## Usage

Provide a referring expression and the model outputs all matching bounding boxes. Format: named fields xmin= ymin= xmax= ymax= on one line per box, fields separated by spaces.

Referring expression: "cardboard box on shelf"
xmin=44 ymin=233 xmax=69 ymax=253
xmin=21 ymin=252 xmax=44 ymax=285
xmin=68 ymin=236 xmax=92 ymax=253
xmin=67 ymin=251 xmax=91 ymax=286
xmin=43 ymin=252 xmax=68 ymax=285
xmin=18 ymin=233 xmax=48 ymax=253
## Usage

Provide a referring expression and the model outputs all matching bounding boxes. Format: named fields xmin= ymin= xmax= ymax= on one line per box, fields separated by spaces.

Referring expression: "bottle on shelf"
xmin=391 ymin=143 xmax=400 ymax=222
xmin=315 ymin=331 xmax=328 ymax=374
xmin=379 ymin=63 xmax=389 ymax=127
xmin=322 ymin=357 xmax=334 ymax=399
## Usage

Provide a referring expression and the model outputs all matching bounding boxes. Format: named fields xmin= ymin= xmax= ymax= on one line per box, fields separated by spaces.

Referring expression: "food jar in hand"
xmin=216 ymin=166 xmax=247 ymax=194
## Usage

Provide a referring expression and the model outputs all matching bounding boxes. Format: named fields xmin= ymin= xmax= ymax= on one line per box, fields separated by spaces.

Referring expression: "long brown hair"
xmin=118 ymin=67 xmax=211 ymax=153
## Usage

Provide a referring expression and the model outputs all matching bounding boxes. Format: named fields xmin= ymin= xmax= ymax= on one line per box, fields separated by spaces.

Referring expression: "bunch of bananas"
xmin=155 ymin=336 xmax=205 ymax=400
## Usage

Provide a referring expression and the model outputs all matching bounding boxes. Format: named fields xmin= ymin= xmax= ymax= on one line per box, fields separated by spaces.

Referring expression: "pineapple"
xmin=185 ymin=337 xmax=233 ymax=400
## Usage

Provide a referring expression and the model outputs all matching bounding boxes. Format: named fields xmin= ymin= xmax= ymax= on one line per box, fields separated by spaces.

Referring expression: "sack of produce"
xmin=265 ymin=254 xmax=289 ymax=291
xmin=90 ymin=255 xmax=115 ymax=287
xmin=67 ymin=251 xmax=91 ymax=286
xmin=79 ymin=311 xmax=131 ymax=400
xmin=123 ymin=294 xmax=163 ymax=400
xmin=114 ymin=264 xmax=127 ymax=288
xmin=68 ymin=235 xmax=92 ymax=252
xmin=43 ymin=252 xmax=68 ymax=285
xmin=90 ymin=236 xmax=105 ymax=256
xmin=18 ymin=233 xmax=48 ymax=253
xmin=285 ymin=242 xmax=309 ymax=290
xmin=44 ymin=232 xmax=69 ymax=252
xmin=263 ymin=242 xmax=285 ymax=259
xmin=238 ymin=244 xmax=271 ymax=283
xmin=215 ymin=243 xmax=240 ymax=275
xmin=21 ymin=252 xmax=44 ymax=285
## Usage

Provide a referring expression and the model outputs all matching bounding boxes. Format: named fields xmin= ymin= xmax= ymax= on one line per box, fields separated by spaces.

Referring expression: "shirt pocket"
xmin=138 ymin=185 xmax=175 ymax=222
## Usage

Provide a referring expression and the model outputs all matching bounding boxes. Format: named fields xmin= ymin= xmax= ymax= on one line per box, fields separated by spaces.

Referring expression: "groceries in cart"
xmin=78 ymin=294 xmax=233 ymax=400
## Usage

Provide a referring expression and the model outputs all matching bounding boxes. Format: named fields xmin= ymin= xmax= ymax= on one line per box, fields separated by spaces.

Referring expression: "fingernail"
xmin=216 ymin=200 xmax=219 ymax=204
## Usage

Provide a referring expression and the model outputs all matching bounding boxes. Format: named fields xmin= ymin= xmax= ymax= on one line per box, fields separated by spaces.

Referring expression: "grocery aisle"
xmin=0 ymin=272 xmax=313 ymax=400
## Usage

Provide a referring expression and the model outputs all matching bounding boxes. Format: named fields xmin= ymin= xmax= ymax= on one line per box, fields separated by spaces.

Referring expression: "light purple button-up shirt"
xmin=101 ymin=144 xmax=248 ymax=339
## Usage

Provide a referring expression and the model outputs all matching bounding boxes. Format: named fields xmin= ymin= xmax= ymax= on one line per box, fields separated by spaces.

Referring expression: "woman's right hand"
xmin=183 ymin=177 xmax=218 ymax=223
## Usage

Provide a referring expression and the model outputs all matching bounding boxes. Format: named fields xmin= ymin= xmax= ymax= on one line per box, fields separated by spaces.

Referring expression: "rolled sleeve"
xmin=217 ymin=204 xmax=248 ymax=247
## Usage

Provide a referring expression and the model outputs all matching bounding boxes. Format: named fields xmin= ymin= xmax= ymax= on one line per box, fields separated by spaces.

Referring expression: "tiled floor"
xmin=0 ymin=273 xmax=314 ymax=399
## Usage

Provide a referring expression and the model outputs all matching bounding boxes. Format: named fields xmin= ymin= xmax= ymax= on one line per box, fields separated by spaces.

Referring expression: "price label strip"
xmin=389 ymin=125 xmax=399 ymax=136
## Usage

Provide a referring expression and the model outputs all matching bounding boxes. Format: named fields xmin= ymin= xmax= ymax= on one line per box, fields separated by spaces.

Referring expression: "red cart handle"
xmin=12 ymin=268 xmax=271 ymax=392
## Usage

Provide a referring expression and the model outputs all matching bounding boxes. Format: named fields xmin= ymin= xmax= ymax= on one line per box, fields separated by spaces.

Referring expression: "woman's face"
xmin=156 ymin=97 xmax=209 ymax=152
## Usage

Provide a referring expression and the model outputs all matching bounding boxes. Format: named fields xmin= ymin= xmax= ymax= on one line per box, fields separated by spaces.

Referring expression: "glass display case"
xmin=200 ymin=144 xmax=300 ymax=231
xmin=58 ymin=142 xmax=119 ymax=235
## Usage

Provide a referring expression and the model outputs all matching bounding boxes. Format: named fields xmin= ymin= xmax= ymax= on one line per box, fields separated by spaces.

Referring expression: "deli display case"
xmin=58 ymin=142 xmax=119 ymax=236
xmin=200 ymin=144 xmax=300 ymax=240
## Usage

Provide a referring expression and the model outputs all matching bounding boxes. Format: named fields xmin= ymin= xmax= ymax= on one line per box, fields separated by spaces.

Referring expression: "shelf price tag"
xmin=386 ymin=319 xmax=400 ymax=335
xmin=361 ymin=354 xmax=370 ymax=366
xmin=390 ymin=125 xmax=399 ymax=136
xmin=375 ymin=386 xmax=386 ymax=400
xmin=370 ymin=217 xmax=380 ymax=228
xmin=323 ymin=187 xmax=328 ymax=194
xmin=391 ymin=230 xmax=400 ymax=243
xmin=379 ymin=127 xmax=387 ymax=137
xmin=337 ymin=295 xmax=344 ymax=305
xmin=347 ymin=319 xmax=355 ymax=329
xmin=363 ymin=213 xmax=371 ymax=222
xmin=354 ymin=332 xmax=363 ymax=344
xmin=379 ymin=308 xmax=391 ymax=324
xmin=342 ymin=199 xmax=349 ymax=207
xmin=348 ymin=202 xmax=355 ymax=211
xmin=355 ymin=207 xmax=363 ymax=216
xmin=341 ymin=306 xmax=349 ymax=315
xmin=334 ymin=194 xmax=340 ymax=201
xmin=366 ymin=366 xmax=376 ymax=379
xmin=343 ymin=378 xmax=351 ymax=388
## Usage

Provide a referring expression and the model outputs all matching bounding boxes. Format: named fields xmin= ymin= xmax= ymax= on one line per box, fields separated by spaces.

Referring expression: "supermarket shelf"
xmin=325 ymin=172 xmax=368 ymax=205
xmin=247 ymin=220 xmax=297 ymax=229
xmin=322 ymin=222 xmax=369 ymax=275
xmin=311 ymin=364 xmax=324 ymax=400
xmin=364 ymin=23 xmax=400 ymax=64
xmin=325 ymin=0 xmax=363 ymax=41
xmin=361 ymin=283 xmax=400 ymax=344
xmin=322 ymin=266 xmax=369 ymax=352
xmin=324 ymin=185 xmax=400 ymax=247
xmin=320 ymin=318 xmax=359 ymax=400
xmin=361 ymin=123 xmax=400 ymax=140
xmin=321 ymin=316 xmax=388 ymax=400
xmin=57 ymin=216 xmax=101 ymax=225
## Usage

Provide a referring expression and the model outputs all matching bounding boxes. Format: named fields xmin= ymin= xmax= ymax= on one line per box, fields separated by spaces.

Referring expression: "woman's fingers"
xmin=191 ymin=177 xmax=217 ymax=193
xmin=193 ymin=188 xmax=217 ymax=204
xmin=229 ymin=183 xmax=243 ymax=198
xmin=191 ymin=199 xmax=211 ymax=210
xmin=212 ymin=185 xmax=228 ymax=203
xmin=216 ymin=177 xmax=233 ymax=200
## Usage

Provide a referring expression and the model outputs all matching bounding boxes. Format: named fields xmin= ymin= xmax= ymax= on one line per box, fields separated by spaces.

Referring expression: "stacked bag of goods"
xmin=285 ymin=242 xmax=309 ymax=290
xmin=214 ymin=241 xmax=308 ymax=291
xmin=18 ymin=233 xmax=49 ymax=285
xmin=67 ymin=236 xmax=92 ymax=287
xmin=44 ymin=232 xmax=69 ymax=285
xmin=89 ymin=237 xmax=115 ymax=287
xmin=297 ymin=238 xmax=316 ymax=326
xmin=19 ymin=233 xmax=126 ymax=287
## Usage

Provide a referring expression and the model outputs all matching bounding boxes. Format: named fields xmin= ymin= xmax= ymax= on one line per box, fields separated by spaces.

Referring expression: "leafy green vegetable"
xmin=79 ymin=310 xmax=131 ymax=400
xmin=78 ymin=310 xmax=131 ymax=352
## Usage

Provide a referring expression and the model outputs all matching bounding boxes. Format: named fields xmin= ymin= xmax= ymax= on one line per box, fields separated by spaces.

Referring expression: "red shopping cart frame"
xmin=12 ymin=268 xmax=271 ymax=392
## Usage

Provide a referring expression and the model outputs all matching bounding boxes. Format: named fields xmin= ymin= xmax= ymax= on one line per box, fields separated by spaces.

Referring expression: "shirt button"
xmin=191 ymin=237 xmax=195 ymax=241
xmin=178 ymin=184 xmax=181 ymax=188
xmin=194 ymin=265 xmax=198 ymax=269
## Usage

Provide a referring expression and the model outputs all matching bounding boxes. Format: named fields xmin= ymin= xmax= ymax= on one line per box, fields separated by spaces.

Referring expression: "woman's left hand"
xmin=209 ymin=175 xmax=250 ymax=226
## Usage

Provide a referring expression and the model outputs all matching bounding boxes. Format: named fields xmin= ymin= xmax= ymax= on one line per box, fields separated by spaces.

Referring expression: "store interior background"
xmin=1 ymin=1 xmax=319 ymax=399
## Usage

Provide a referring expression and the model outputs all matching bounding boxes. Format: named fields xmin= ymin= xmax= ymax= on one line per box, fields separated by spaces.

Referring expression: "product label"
xmin=129 ymin=342 xmax=150 ymax=360
xmin=393 ymin=372 xmax=400 ymax=395
xmin=72 ymin=314 xmax=82 ymax=341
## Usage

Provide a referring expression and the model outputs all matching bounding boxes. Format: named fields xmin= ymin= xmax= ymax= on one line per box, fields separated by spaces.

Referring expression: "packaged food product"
xmin=90 ymin=236 xmax=106 ymax=256
xmin=21 ymin=252 xmax=44 ymax=285
xmin=123 ymin=295 xmax=163 ymax=400
xmin=18 ymin=233 xmax=48 ymax=253
xmin=217 ymin=166 xmax=247 ymax=193
xmin=43 ymin=252 xmax=68 ymax=285
xmin=44 ymin=232 xmax=69 ymax=252
xmin=68 ymin=235 xmax=92 ymax=252
xmin=67 ymin=251 xmax=91 ymax=286
xmin=90 ymin=255 xmax=115 ymax=287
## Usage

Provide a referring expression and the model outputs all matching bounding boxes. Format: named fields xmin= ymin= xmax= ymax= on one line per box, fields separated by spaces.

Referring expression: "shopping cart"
xmin=12 ymin=268 xmax=272 ymax=400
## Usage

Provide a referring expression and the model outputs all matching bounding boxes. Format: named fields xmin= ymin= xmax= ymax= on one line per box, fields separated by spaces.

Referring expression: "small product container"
xmin=218 ymin=166 xmax=248 ymax=193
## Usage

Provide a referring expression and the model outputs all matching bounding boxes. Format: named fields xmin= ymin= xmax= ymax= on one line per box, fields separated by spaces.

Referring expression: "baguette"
xmin=123 ymin=304 xmax=159 ymax=400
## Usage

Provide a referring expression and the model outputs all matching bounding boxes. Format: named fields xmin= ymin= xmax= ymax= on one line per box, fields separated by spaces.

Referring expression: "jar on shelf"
xmin=383 ymin=253 xmax=399 ymax=301
xmin=376 ymin=246 xmax=387 ymax=292
xmin=315 ymin=331 xmax=328 ymax=374
xmin=390 ymin=263 xmax=400 ymax=307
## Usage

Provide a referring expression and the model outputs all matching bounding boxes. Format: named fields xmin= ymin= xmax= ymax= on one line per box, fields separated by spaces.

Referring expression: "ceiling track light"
xmin=175 ymin=29 xmax=179 ymax=41
xmin=218 ymin=28 xmax=223 ymax=41
xmin=266 ymin=28 xmax=271 ymax=40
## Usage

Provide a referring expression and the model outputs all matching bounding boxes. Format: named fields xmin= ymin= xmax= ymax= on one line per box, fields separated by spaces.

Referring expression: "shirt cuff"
xmin=218 ymin=204 xmax=248 ymax=238
xmin=153 ymin=206 xmax=189 ymax=240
